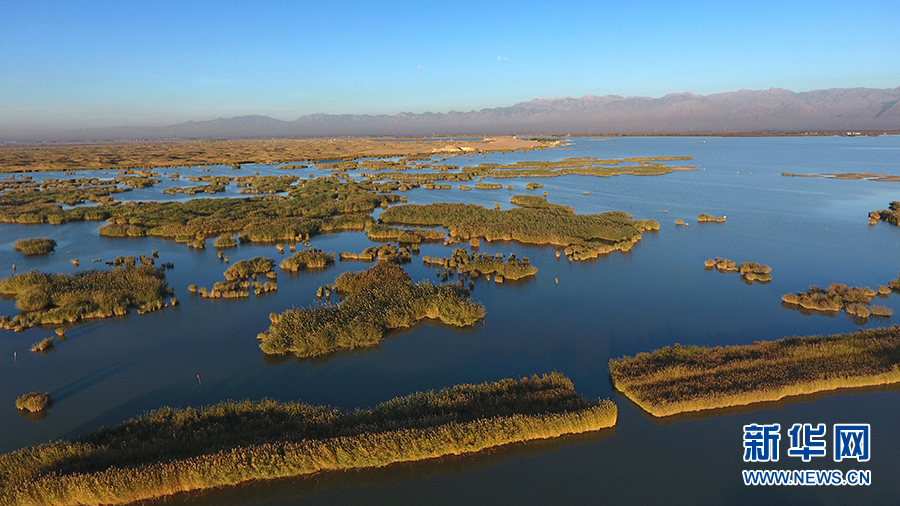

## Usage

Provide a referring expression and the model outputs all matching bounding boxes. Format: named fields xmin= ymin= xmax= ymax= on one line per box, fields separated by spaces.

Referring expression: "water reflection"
xmin=142 ymin=428 xmax=614 ymax=506
xmin=612 ymin=379 xmax=900 ymax=425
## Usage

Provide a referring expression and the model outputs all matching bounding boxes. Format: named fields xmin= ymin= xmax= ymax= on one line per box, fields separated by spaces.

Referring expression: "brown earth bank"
xmin=0 ymin=137 xmax=548 ymax=173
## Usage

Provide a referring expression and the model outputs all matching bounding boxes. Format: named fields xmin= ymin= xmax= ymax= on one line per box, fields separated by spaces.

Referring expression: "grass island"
xmin=380 ymin=195 xmax=658 ymax=261
xmin=257 ymin=261 xmax=484 ymax=358
xmin=0 ymin=265 xmax=170 ymax=331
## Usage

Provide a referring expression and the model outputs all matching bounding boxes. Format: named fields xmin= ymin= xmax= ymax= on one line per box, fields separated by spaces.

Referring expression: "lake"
xmin=2 ymin=135 xmax=899 ymax=504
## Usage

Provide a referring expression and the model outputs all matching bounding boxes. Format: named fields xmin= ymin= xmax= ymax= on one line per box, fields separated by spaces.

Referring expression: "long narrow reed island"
xmin=257 ymin=261 xmax=484 ymax=358
xmin=0 ymin=373 xmax=616 ymax=506
xmin=609 ymin=325 xmax=900 ymax=417
xmin=380 ymin=195 xmax=658 ymax=261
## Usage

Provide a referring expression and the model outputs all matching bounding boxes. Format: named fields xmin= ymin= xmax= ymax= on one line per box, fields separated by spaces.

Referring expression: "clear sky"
xmin=1 ymin=0 xmax=898 ymax=135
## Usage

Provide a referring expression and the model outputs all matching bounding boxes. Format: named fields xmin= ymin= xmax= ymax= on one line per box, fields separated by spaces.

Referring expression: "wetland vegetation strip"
xmin=609 ymin=325 xmax=900 ymax=417
xmin=257 ymin=261 xmax=484 ymax=358
xmin=0 ymin=373 xmax=615 ymax=506
xmin=0 ymin=179 xmax=394 ymax=244
xmin=380 ymin=196 xmax=658 ymax=261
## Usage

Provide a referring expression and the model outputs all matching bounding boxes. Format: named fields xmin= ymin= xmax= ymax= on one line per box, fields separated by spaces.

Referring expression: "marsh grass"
xmin=198 ymin=258 xmax=276 ymax=298
xmin=1 ymin=180 xmax=398 ymax=248
xmin=340 ymin=244 xmax=411 ymax=264
xmin=704 ymin=258 xmax=771 ymax=283
xmin=380 ymin=199 xmax=654 ymax=262
xmin=423 ymin=248 xmax=537 ymax=280
xmin=213 ymin=234 xmax=237 ymax=248
xmin=279 ymin=249 xmax=335 ymax=272
xmin=258 ymin=261 xmax=484 ymax=358
xmin=30 ymin=337 xmax=54 ymax=352
xmin=0 ymin=373 xmax=614 ymax=506
xmin=609 ymin=325 xmax=900 ymax=417
xmin=365 ymin=224 xmax=444 ymax=244
xmin=888 ymin=272 xmax=900 ymax=291
xmin=782 ymin=283 xmax=879 ymax=316
xmin=869 ymin=201 xmax=900 ymax=226
xmin=0 ymin=266 xmax=169 ymax=329
xmin=697 ymin=213 xmax=726 ymax=223
xmin=14 ymin=392 xmax=51 ymax=413
xmin=12 ymin=238 xmax=56 ymax=256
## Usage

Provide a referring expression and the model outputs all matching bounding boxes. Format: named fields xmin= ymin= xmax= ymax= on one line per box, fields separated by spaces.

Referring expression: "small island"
xmin=704 ymin=258 xmax=772 ymax=283
xmin=12 ymin=238 xmax=57 ymax=256
xmin=869 ymin=201 xmax=900 ymax=226
xmin=192 ymin=257 xmax=277 ymax=298
xmin=781 ymin=283 xmax=891 ymax=319
xmin=0 ymin=373 xmax=616 ymax=506
xmin=697 ymin=213 xmax=726 ymax=223
xmin=609 ymin=325 xmax=900 ymax=417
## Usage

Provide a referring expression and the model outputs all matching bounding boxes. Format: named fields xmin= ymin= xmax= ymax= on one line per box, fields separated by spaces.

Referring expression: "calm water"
xmin=2 ymin=136 xmax=900 ymax=505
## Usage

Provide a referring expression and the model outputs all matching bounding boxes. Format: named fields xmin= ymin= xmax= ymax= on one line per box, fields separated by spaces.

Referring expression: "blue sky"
xmin=1 ymin=0 xmax=897 ymax=134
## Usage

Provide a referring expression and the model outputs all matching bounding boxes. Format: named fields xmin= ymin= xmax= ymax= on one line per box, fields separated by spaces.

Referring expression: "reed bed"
xmin=508 ymin=195 xmax=573 ymax=213
xmin=781 ymin=283 xmax=879 ymax=316
xmin=14 ymin=392 xmax=51 ymax=413
xmin=423 ymin=248 xmax=537 ymax=280
xmin=888 ymin=272 xmax=900 ymax=291
xmin=213 ymin=234 xmax=237 ymax=248
xmin=697 ymin=213 xmax=726 ymax=223
xmin=279 ymin=249 xmax=335 ymax=272
xmin=162 ymin=184 xmax=225 ymax=195
xmin=0 ymin=176 xmax=158 ymax=207
xmin=0 ymin=180 xmax=398 ymax=246
xmin=195 ymin=258 xmax=277 ymax=298
xmin=609 ymin=325 xmax=900 ymax=417
xmin=0 ymin=373 xmax=614 ymax=506
xmin=365 ymin=224 xmax=445 ymax=244
xmin=0 ymin=266 xmax=169 ymax=330
xmin=12 ymin=238 xmax=56 ymax=256
xmin=29 ymin=337 xmax=54 ymax=352
xmin=340 ymin=244 xmax=411 ymax=264
xmin=380 ymin=199 xmax=655 ymax=261
xmin=705 ymin=258 xmax=772 ymax=283
xmin=869 ymin=201 xmax=900 ymax=226
xmin=258 ymin=261 xmax=484 ymax=357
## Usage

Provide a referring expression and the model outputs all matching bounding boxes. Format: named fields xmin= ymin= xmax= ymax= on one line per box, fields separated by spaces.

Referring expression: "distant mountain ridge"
xmin=12 ymin=86 xmax=900 ymax=141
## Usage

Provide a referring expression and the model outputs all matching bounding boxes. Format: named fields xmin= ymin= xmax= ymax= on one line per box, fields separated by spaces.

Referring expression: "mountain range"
xmin=11 ymin=86 xmax=900 ymax=142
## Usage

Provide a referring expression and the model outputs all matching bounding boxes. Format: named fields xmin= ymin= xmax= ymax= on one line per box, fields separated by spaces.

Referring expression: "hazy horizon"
xmin=2 ymin=0 xmax=898 ymax=137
